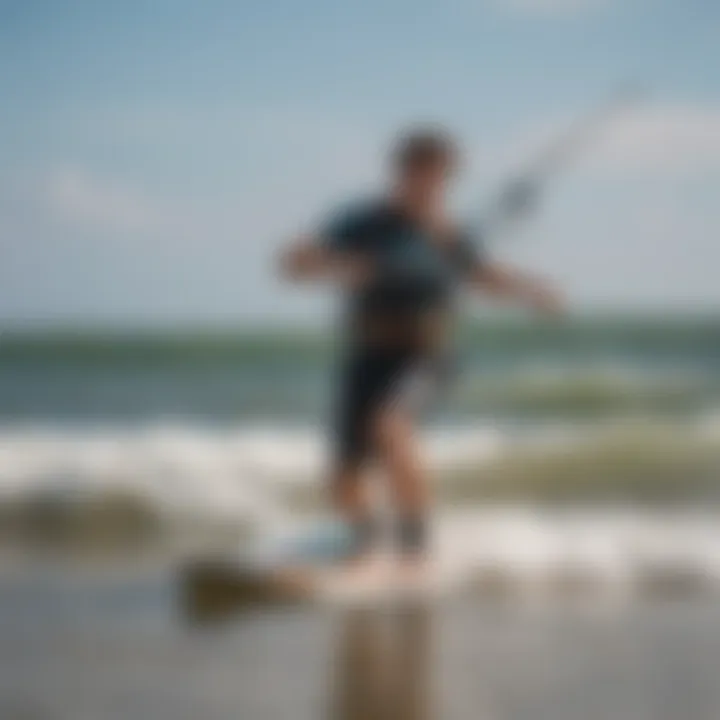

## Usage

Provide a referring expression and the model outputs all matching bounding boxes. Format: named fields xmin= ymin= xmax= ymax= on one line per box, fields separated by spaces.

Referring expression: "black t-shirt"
xmin=321 ymin=199 xmax=485 ymax=341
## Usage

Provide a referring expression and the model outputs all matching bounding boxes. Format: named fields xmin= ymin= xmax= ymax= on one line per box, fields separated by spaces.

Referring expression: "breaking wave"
xmin=1 ymin=414 xmax=720 ymax=537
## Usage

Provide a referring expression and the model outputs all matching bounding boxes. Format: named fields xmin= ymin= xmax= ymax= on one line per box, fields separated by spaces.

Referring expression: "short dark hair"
xmin=391 ymin=125 xmax=459 ymax=173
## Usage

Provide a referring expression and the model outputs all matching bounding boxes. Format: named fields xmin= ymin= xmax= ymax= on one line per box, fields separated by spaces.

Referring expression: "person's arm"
xmin=278 ymin=205 xmax=374 ymax=288
xmin=278 ymin=236 xmax=371 ymax=286
xmin=278 ymin=236 xmax=333 ymax=281
xmin=469 ymin=262 xmax=564 ymax=316
xmin=453 ymin=230 xmax=564 ymax=316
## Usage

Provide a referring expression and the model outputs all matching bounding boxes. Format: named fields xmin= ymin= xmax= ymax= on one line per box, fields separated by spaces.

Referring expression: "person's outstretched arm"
xmin=452 ymin=230 xmax=564 ymax=316
xmin=278 ymin=236 xmax=371 ymax=287
xmin=279 ymin=237 xmax=371 ymax=286
xmin=470 ymin=262 xmax=564 ymax=316
xmin=278 ymin=205 xmax=375 ymax=288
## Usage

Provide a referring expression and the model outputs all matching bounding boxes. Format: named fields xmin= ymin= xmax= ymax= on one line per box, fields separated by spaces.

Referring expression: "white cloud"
xmin=585 ymin=104 xmax=720 ymax=173
xmin=45 ymin=167 xmax=168 ymax=235
xmin=494 ymin=104 xmax=720 ymax=179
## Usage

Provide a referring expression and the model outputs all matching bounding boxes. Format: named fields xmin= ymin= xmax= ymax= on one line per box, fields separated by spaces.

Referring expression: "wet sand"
xmin=2 ymin=563 xmax=720 ymax=720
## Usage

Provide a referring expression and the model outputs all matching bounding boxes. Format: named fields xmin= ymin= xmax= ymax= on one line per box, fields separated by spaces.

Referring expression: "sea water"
xmin=2 ymin=316 xmax=720 ymax=718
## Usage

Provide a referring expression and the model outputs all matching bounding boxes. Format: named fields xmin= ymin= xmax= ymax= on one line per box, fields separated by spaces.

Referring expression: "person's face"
xmin=399 ymin=157 xmax=455 ymax=205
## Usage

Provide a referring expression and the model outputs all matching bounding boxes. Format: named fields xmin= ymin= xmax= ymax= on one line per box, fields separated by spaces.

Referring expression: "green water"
xmin=1 ymin=314 xmax=718 ymax=422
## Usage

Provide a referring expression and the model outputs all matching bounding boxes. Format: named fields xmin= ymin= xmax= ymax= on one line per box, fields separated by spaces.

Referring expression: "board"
xmin=179 ymin=520 xmax=462 ymax=619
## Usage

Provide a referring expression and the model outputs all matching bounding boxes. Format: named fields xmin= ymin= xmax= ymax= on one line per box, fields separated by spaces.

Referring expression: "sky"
xmin=0 ymin=0 xmax=718 ymax=327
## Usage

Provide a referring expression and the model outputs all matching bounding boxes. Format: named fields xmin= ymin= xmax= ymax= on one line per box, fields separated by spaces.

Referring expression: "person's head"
xmin=390 ymin=125 xmax=460 ymax=208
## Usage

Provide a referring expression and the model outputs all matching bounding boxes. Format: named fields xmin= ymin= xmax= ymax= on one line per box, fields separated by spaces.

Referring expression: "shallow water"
xmin=2 ymin=563 xmax=720 ymax=720
xmin=3 ymin=320 xmax=720 ymax=718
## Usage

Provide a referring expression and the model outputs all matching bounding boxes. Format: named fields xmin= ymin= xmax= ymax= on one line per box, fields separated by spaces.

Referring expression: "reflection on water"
xmin=330 ymin=607 xmax=432 ymax=720
xmin=4 ymin=563 xmax=720 ymax=719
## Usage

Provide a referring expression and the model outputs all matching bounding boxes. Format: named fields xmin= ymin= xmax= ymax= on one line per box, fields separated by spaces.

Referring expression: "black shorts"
xmin=332 ymin=345 xmax=451 ymax=468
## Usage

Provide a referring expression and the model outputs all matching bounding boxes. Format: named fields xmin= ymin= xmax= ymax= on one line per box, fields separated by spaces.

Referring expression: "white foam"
xmin=195 ymin=507 xmax=720 ymax=605
xmin=432 ymin=508 xmax=720 ymax=599
xmin=3 ymin=421 xmax=720 ymax=597
xmin=0 ymin=423 xmax=507 ymax=515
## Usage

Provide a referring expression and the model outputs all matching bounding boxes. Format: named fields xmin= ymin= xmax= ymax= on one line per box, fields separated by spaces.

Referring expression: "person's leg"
xmin=330 ymin=462 xmax=372 ymax=523
xmin=332 ymin=347 xmax=437 ymax=564
xmin=373 ymin=405 xmax=431 ymax=563
xmin=330 ymin=347 xmax=385 ymax=562
xmin=328 ymin=462 xmax=379 ymax=564
xmin=374 ymin=408 xmax=428 ymax=513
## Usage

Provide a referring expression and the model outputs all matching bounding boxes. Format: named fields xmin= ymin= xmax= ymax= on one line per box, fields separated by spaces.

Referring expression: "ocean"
xmin=2 ymin=315 xmax=720 ymax=719
xmin=2 ymin=315 xmax=720 ymax=517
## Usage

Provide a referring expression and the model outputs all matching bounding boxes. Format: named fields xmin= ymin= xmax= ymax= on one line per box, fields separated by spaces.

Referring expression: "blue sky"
xmin=1 ymin=0 xmax=718 ymax=326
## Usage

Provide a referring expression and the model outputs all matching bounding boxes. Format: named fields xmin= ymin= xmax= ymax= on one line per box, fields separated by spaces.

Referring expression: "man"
xmin=280 ymin=126 xmax=562 ymax=570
